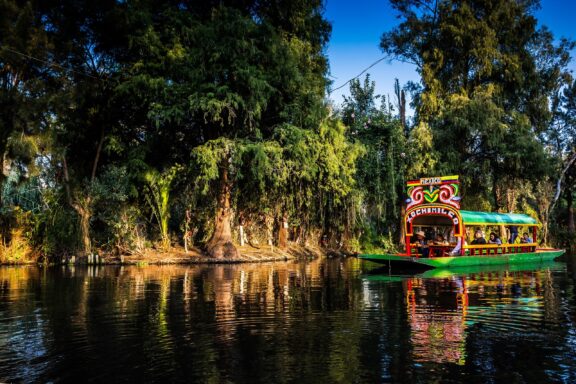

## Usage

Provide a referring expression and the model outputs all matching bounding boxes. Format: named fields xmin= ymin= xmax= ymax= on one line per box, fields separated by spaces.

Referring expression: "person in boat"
xmin=488 ymin=232 xmax=502 ymax=245
xmin=434 ymin=233 xmax=449 ymax=245
xmin=520 ymin=232 xmax=533 ymax=243
xmin=428 ymin=233 xmax=450 ymax=256
xmin=471 ymin=229 xmax=487 ymax=245
xmin=449 ymin=238 xmax=466 ymax=255
xmin=508 ymin=225 xmax=519 ymax=244
xmin=414 ymin=230 xmax=429 ymax=257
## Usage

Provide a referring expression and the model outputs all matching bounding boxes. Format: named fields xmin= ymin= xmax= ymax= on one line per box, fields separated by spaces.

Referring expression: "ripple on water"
xmin=0 ymin=260 xmax=575 ymax=383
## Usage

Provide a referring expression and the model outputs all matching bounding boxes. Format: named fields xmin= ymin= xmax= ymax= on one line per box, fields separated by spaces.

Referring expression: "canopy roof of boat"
xmin=460 ymin=210 xmax=539 ymax=226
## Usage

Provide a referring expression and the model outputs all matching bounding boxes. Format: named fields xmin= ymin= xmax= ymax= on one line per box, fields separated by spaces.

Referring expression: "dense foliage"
xmin=0 ymin=0 xmax=365 ymax=261
xmin=0 ymin=0 xmax=574 ymax=262
xmin=379 ymin=0 xmax=575 ymax=246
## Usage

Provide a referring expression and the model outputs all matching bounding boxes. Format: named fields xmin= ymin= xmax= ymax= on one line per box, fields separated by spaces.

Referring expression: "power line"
xmin=4 ymin=44 xmax=399 ymax=94
xmin=1 ymin=45 xmax=101 ymax=80
xmin=329 ymin=56 xmax=387 ymax=94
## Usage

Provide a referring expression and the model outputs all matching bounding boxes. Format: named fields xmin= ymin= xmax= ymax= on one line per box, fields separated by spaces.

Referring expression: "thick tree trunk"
xmin=278 ymin=213 xmax=288 ymax=249
xmin=206 ymin=166 xmax=239 ymax=259
xmin=184 ymin=209 xmax=192 ymax=253
xmin=541 ymin=217 xmax=549 ymax=245
xmin=493 ymin=180 xmax=503 ymax=212
xmin=79 ymin=208 xmax=91 ymax=256
xmin=63 ymin=156 xmax=94 ymax=256
xmin=506 ymin=186 xmax=517 ymax=213
xmin=73 ymin=199 xmax=92 ymax=256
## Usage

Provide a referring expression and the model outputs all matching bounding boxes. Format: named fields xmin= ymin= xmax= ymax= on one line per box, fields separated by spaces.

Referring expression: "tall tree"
xmin=341 ymin=75 xmax=407 ymax=248
xmin=380 ymin=0 xmax=573 ymax=210
xmin=547 ymin=79 xmax=576 ymax=238
xmin=0 ymin=0 xmax=50 ymax=205
xmin=394 ymin=78 xmax=407 ymax=134
xmin=119 ymin=1 xmax=338 ymax=257
xmin=560 ymin=81 xmax=576 ymax=235
xmin=38 ymin=0 xmax=135 ymax=255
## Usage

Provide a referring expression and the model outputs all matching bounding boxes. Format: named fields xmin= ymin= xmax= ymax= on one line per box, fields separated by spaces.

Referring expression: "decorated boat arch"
xmin=359 ymin=175 xmax=565 ymax=268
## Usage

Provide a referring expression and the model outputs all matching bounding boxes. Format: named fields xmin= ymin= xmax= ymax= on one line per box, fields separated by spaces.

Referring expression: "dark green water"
xmin=1 ymin=256 xmax=576 ymax=383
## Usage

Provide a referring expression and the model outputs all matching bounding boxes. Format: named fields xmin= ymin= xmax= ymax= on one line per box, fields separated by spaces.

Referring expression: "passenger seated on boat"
xmin=471 ymin=230 xmax=487 ymax=245
xmin=433 ymin=234 xmax=449 ymax=245
xmin=449 ymin=238 xmax=466 ymax=255
xmin=488 ymin=232 xmax=502 ymax=245
xmin=414 ymin=231 xmax=429 ymax=257
xmin=509 ymin=231 xmax=522 ymax=244
xmin=508 ymin=225 xmax=519 ymax=244
xmin=520 ymin=232 xmax=533 ymax=243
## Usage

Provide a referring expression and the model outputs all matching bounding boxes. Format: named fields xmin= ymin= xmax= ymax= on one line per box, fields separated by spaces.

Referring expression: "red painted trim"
xmin=405 ymin=205 xmax=463 ymax=237
xmin=460 ymin=227 xmax=466 ymax=256
xmin=406 ymin=235 xmax=411 ymax=255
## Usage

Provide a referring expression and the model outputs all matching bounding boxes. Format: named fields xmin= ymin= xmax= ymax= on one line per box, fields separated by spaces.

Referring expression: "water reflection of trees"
xmin=1 ymin=262 xmax=576 ymax=382
xmin=0 ymin=260 xmax=370 ymax=382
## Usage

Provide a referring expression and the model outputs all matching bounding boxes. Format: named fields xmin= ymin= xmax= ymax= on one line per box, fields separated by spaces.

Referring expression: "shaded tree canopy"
xmin=1 ymin=0 xmax=575 ymax=262
xmin=380 ymin=0 xmax=574 ymax=214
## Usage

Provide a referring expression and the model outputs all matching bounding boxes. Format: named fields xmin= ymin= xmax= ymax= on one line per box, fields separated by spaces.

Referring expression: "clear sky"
xmin=325 ymin=0 xmax=576 ymax=108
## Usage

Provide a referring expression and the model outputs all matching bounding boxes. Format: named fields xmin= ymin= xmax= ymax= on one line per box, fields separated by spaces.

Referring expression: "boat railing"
xmin=408 ymin=243 xmax=538 ymax=258
xmin=463 ymin=243 xmax=537 ymax=256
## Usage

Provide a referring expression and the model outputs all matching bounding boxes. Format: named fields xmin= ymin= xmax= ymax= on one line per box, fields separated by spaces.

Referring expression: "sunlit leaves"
xmin=381 ymin=0 xmax=573 ymax=213
xmin=144 ymin=165 xmax=182 ymax=250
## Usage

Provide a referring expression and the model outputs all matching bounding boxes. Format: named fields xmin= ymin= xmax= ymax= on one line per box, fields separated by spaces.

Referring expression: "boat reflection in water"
xmin=365 ymin=261 xmax=565 ymax=366
xmin=405 ymin=276 xmax=468 ymax=365
xmin=1 ymin=258 xmax=573 ymax=382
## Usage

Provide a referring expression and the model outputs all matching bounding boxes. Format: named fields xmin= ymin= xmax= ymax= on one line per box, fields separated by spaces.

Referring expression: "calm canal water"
xmin=1 ymin=255 xmax=576 ymax=383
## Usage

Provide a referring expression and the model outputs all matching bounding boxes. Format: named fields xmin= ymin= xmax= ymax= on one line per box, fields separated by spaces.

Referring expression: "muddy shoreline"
xmin=1 ymin=244 xmax=349 ymax=266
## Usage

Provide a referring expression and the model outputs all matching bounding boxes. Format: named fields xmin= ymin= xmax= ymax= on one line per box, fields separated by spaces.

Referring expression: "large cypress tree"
xmin=2 ymin=1 xmax=361 ymax=258
xmin=115 ymin=1 xmax=358 ymax=258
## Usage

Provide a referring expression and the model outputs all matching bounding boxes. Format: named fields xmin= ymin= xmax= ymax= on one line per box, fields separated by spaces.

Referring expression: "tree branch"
xmin=62 ymin=154 xmax=73 ymax=207
xmin=91 ymin=127 xmax=105 ymax=182
xmin=550 ymin=151 xmax=576 ymax=214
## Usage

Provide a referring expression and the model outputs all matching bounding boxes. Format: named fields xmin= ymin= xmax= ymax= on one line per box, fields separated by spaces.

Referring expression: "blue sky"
xmin=325 ymin=0 xmax=576 ymax=107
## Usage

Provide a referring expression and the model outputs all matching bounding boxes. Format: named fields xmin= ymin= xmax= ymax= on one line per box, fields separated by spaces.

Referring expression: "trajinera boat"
xmin=358 ymin=175 xmax=565 ymax=268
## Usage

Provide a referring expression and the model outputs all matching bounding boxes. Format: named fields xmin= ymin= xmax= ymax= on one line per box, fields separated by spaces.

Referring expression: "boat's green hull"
xmin=358 ymin=249 xmax=565 ymax=268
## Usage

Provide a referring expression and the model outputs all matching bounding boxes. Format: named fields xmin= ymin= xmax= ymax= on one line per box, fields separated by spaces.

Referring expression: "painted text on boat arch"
xmin=406 ymin=207 xmax=460 ymax=225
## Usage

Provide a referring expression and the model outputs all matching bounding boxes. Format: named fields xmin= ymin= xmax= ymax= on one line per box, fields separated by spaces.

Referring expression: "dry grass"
xmin=0 ymin=229 xmax=34 ymax=264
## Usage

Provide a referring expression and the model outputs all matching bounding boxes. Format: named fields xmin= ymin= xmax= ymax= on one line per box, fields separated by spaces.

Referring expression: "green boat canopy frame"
xmin=460 ymin=210 xmax=539 ymax=226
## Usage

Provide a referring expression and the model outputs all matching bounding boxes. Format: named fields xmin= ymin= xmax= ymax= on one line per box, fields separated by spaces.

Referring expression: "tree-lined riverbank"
xmin=1 ymin=0 xmax=575 ymax=264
